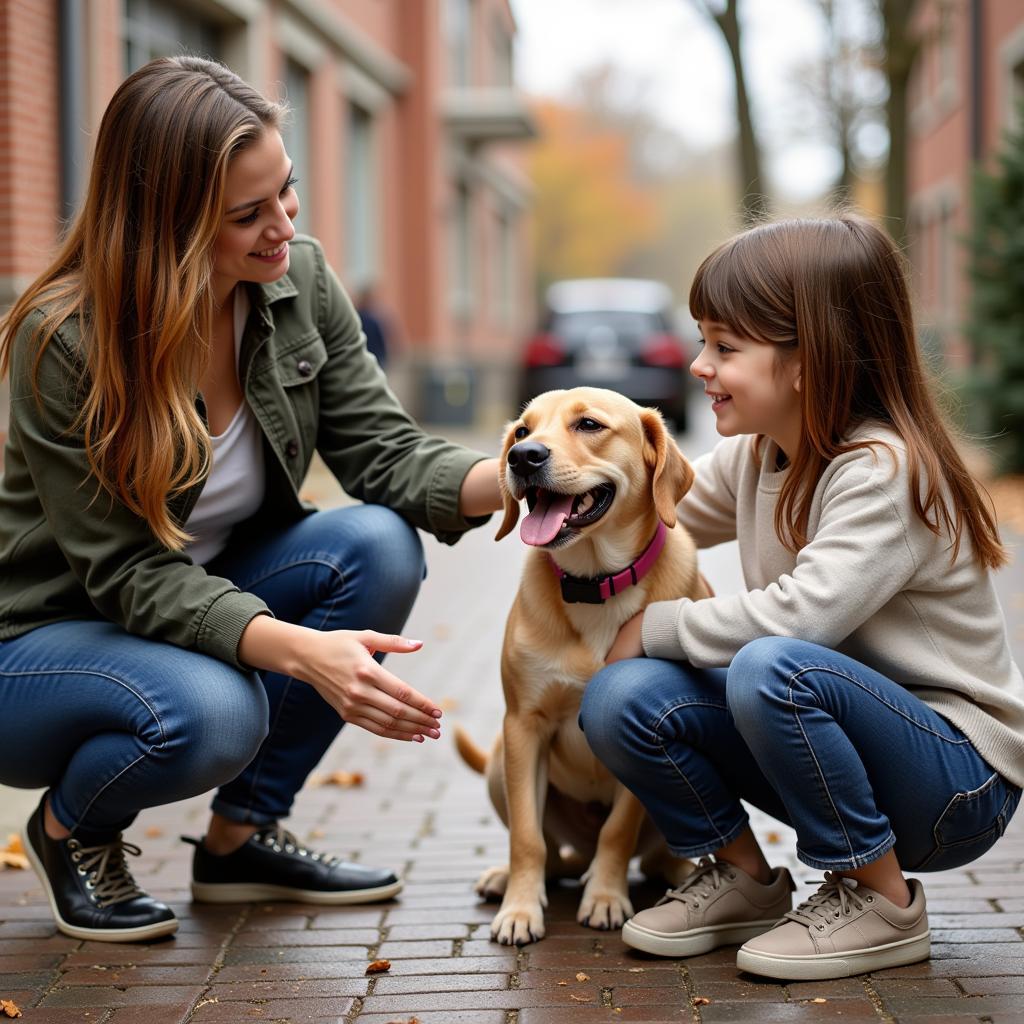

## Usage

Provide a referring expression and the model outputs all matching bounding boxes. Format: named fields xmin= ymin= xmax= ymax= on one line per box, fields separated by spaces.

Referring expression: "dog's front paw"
xmin=576 ymin=884 xmax=634 ymax=931
xmin=474 ymin=864 xmax=510 ymax=901
xmin=491 ymin=887 xmax=548 ymax=946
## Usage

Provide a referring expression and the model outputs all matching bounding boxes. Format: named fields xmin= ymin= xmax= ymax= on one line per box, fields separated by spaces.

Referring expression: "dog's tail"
xmin=453 ymin=724 xmax=488 ymax=774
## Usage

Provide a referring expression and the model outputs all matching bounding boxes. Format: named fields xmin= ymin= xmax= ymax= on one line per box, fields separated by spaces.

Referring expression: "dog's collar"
xmin=548 ymin=521 xmax=667 ymax=605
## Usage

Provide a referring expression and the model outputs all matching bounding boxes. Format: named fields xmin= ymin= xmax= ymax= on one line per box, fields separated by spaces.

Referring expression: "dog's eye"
xmin=576 ymin=418 xmax=605 ymax=433
xmin=514 ymin=425 xmax=529 ymax=440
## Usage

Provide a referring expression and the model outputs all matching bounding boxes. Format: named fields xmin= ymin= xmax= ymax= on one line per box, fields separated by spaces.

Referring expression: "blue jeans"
xmin=579 ymin=637 xmax=1021 ymax=873
xmin=0 ymin=505 xmax=425 ymax=841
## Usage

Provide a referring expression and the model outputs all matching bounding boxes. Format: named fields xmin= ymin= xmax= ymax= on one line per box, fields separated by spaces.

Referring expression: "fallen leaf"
xmin=0 ymin=1001 xmax=22 ymax=1019
xmin=764 ymin=831 xmax=781 ymax=844
xmin=693 ymin=996 xmax=711 ymax=1006
xmin=365 ymin=958 xmax=391 ymax=975
xmin=557 ymin=980 xmax=568 ymax=986
xmin=575 ymin=971 xmax=590 ymax=981
xmin=144 ymin=826 xmax=164 ymax=838
xmin=0 ymin=832 xmax=27 ymax=870
xmin=194 ymin=998 xmax=219 ymax=1009
xmin=811 ymin=997 xmax=828 ymax=1003
xmin=628 ymin=966 xmax=645 ymax=973
xmin=569 ymin=993 xmax=591 ymax=1002
xmin=308 ymin=827 xmax=326 ymax=840
xmin=311 ymin=770 xmax=365 ymax=788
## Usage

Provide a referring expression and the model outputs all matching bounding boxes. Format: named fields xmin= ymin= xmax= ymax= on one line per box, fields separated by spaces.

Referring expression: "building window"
xmin=123 ymin=0 xmax=221 ymax=72
xmin=446 ymin=0 xmax=473 ymax=87
xmin=492 ymin=18 xmax=513 ymax=88
xmin=281 ymin=59 xmax=311 ymax=236
xmin=450 ymin=183 xmax=473 ymax=319
xmin=345 ymin=102 xmax=376 ymax=289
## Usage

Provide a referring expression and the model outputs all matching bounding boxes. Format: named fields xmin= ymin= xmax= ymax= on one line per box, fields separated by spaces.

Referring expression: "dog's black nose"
xmin=507 ymin=441 xmax=550 ymax=474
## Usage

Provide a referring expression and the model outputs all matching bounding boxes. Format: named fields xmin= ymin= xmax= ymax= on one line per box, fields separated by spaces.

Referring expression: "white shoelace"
xmin=658 ymin=856 xmax=736 ymax=908
xmin=785 ymin=872 xmax=871 ymax=932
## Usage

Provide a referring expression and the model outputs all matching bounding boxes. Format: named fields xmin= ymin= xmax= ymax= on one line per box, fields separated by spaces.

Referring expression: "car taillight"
xmin=524 ymin=332 xmax=565 ymax=367
xmin=641 ymin=332 xmax=685 ymax=368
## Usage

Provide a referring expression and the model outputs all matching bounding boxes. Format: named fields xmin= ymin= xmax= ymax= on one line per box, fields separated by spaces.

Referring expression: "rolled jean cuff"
xmin=209 ymin=794 xmax=280 ymax=828
xmin=796 ymin=829 xmax=897 ymax=872
xmin=665 ymin=809 xmax=751 ymax=860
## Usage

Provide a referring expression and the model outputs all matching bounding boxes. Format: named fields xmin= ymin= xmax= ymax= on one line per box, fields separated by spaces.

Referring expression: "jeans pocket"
xmin=911 ymin=772 xmax=1021 ymax=872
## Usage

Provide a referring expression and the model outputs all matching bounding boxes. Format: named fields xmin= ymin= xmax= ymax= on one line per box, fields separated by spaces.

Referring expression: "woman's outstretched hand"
xmin=239 ymin=616 xmax=441 ymax=742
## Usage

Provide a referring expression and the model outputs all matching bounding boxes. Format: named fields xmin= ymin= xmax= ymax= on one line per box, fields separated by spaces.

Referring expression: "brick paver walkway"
xmin=2 ymin=417 xmax=1022 ymax=1023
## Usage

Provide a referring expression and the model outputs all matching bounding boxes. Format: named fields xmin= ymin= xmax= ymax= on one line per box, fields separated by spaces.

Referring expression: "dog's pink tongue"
xmin=520 ymin=491 xmax=574 ymax=546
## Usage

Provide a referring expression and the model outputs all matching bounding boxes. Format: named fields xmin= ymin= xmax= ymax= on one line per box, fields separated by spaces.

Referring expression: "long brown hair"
xmin=0 ymin=56 xmax=284 ymax=549
xmin=690 ymin=214 xmax=1006 ymax=569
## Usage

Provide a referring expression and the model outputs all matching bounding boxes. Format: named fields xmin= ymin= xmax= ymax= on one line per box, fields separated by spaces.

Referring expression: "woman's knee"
xmin=328 ymin=505 xmax=426 ymax=597
xmin=159 ymin=659 xmax=269 ymax=787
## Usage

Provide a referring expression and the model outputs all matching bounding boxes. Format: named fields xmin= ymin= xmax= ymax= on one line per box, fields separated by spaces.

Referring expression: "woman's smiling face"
xmin=211 ymin=129 xmax=299 ymax=304
xmin=691 ymin=320 xmax=803 ymax=457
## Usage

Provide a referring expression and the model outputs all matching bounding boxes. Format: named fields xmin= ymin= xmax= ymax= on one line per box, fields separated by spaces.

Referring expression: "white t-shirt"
xmin=184 ymin=288 xmax=266 ymax=565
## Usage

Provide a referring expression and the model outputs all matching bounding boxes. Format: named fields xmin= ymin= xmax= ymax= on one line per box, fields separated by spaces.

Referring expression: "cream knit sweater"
xmin=641 ymin=425 xmax=1024 ymax=787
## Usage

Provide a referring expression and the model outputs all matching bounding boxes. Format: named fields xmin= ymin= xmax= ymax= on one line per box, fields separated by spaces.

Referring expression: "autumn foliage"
xmin=528 ymin=100 xmax=658 ymax=290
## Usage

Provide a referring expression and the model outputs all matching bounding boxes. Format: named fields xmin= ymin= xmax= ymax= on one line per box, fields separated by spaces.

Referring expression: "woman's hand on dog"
xmin=240 ymin=616 xmax=442 ymax=741
xmin=605 ymin=612 xmax=645 ymax=664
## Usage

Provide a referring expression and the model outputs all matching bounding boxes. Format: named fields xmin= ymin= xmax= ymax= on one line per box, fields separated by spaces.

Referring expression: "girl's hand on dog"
xmin=606 ymin=612 xmax=645 ymax=664
xmin=239 ymin=616 xmax=441 ymax=741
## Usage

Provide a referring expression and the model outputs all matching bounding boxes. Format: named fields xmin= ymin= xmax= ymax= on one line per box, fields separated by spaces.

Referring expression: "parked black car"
xmin=518 ymin=278 xmax=693 ymax=431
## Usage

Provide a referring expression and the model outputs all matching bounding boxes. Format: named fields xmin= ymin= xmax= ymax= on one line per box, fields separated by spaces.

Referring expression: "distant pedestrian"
xmin=581 ymin=214 xmax=1024 ymax=980
xmin=355 ymin=284 xmax=391 ymax=369
xmin=0 ymin=56 xmax=502 ymax=943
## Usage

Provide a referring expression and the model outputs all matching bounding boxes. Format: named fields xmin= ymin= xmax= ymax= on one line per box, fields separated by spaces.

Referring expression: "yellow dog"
xmin=456 ymin=387 xmax=708 ymax=946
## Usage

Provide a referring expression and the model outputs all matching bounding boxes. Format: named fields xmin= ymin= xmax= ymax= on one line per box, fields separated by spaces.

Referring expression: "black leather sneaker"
xmin=184 ymin=826 xmax=403 ymax=905
xmin=23 ymin=795 xmax=177 ymax=942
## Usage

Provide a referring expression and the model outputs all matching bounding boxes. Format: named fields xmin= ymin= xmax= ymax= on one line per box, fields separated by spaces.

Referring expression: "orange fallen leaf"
xmin=144 ymin=826 xmax=164 ymax=838
xmin=764 ymin=831 xmax=782 ymax=844
xmin=575 ymin=971 xmax=590 ymax=981
xmin=312 ymin=770 xmax=365 ymax=788
xmin=693 ymin=996 xmax=711 ymax=1005
xmin=569 ymin=993 xmax=591 ymax=1002
xmin=308 ymin=827 xmax=326 ymax=840
xmin=0 ymin=834 xmax=27 ymax=870
xmin=365 ymin=958 xmax=391 ymax=975
xmin=0 ymin=1001 xmax=22 ymax=1019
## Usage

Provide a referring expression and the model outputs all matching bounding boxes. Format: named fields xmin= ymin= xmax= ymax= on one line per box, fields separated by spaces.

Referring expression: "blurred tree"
xmin=528 ymin=100 xmax=659 ymax=293
xmin=879 ymin=0 xmax=918 ymax=241
xmin=689 ymin=0 xmax=767 ymax=225
xmin=966 ymin=104 xmax=1024 ymax=474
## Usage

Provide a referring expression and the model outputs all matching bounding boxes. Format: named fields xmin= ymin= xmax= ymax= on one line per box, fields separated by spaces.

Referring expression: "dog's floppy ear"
xmin=494 ymin=420 xmax=522 ymax=541
xmin=640 ymin=408 xmax=694 ymax=528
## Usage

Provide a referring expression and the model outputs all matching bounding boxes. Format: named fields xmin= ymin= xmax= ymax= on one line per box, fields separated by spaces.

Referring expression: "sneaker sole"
xmin=190 ymin=878 xmax=404 ymax=905
xmin=621 ymin=918 xmax=780 ymax=957
xmin=22 ymin=828 xmax=179 ymax=943
xmin=736 ymin=930 xmax=931 ymax=980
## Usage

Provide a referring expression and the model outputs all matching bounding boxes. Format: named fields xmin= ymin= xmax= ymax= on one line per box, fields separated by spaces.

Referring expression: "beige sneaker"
xmin=621 ymin=857 xmax=795 ymax=957
xmin=736 ymin=873 xmax=930 ymax=980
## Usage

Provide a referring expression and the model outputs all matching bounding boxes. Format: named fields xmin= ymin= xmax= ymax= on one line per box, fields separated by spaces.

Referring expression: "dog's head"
xmin=495 ymin=387 xmax=694 ymax=549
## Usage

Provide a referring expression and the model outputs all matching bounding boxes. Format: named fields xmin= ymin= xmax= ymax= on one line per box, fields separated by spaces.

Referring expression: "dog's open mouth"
xmin=520 ymin=484 xmax=615 ymax=547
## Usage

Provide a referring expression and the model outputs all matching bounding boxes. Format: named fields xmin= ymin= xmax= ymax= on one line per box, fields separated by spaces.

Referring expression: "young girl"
xmin=580 ymin=214 xmax=1024 ymax=980
xmin=0 ymin=56 xmax=501 ymax=942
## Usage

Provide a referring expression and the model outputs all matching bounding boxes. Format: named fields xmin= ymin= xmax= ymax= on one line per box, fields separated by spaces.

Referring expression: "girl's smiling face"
xmin=691 ymin=320 xmax=803 ymax=458
xmin=211 ymin=129 xmax=299 ymax=305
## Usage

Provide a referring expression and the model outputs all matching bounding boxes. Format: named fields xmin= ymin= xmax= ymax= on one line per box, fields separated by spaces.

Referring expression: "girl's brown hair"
xmin=0 ymin=56 xmax=284 ymax=549
xmin=690 ymin=213 xmax=1006 ymax=569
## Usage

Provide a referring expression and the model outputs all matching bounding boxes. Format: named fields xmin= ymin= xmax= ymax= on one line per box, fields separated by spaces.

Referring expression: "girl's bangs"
xmin=689 ymin=239 xmax=767 ymax=341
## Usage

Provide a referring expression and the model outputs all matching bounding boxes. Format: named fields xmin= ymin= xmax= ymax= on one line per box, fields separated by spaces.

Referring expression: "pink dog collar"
xmin=549 ymin=521 xmax=667 ymax=604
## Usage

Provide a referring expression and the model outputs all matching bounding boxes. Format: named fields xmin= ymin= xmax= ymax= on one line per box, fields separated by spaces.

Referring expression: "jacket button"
xmin=285 ymin=439 xmax=299 ymax=458
xmin=296 ymin=358 xmax=313 ymax=377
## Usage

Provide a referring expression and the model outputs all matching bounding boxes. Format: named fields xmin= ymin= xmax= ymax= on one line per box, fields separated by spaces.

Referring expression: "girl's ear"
xmin=640 ymin=408 xmax=694 ymax=528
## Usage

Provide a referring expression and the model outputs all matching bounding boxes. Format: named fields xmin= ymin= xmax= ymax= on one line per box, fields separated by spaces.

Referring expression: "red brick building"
xmin=0 ymin=0 xmax=536 ymax=428
xmin=907 ymin=0 xmax=1024 ymax=372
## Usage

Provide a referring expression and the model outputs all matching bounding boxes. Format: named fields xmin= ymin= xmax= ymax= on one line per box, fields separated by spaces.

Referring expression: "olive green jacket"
xmin=0 ymin=237 xmax=490 ymax=667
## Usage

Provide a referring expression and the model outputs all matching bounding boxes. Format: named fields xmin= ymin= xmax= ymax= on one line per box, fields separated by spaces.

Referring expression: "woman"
xmin=0 ymin=56 xmax=502 ymax=942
